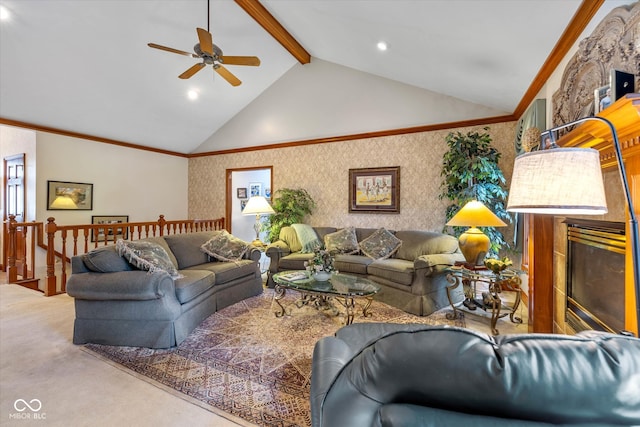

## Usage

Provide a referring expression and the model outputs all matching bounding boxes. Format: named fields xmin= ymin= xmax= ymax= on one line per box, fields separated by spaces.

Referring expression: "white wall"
xmin=36 ymin=132 xmax=188 ymax=226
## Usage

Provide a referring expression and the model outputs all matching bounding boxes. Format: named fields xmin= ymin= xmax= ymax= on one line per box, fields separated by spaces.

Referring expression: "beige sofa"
xmin=265 ymin=226 xmax=465 ymax=316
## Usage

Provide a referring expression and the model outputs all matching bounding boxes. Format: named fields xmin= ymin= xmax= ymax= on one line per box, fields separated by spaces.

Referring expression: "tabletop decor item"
xmin=305 ymin=248 xmax=335 ymax=281
xmin=484 ymin=256 xmax=513 ymax=275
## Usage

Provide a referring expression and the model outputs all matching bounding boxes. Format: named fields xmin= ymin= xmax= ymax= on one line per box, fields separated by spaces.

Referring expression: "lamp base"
xmin=250 ymin=239 xmax=265 ymax=248
xmin=458 ymin=227 xmax=490 ymax=266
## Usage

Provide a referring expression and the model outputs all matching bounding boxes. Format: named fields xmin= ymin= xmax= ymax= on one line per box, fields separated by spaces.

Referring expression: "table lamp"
xmin=242 ymin=196 xmax=275 ymax=246
xmin=506 ymin=116 xmax=639 ymax=335
xmin=446 ymin=200 xmax=507 ymax=266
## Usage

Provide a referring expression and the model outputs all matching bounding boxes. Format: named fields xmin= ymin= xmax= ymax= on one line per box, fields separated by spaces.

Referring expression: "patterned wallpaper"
xmin=189 ymin=122 xmax=517 ymax=234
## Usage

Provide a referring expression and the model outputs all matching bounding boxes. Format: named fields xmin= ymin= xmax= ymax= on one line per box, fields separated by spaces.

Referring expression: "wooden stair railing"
xmin=6 ymin=215 xmax=225 ymax=296
xmin=6 ymin=216 xmax=42 ymax=291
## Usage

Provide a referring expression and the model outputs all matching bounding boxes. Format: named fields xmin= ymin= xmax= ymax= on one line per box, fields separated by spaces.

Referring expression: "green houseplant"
xmin=439 ymin=127 xmax=511 ymax=257
xmin=264 ymin=188 xmax=316 ymax=243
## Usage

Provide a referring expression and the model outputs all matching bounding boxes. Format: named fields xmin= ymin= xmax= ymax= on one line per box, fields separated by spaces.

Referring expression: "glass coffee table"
xmin=272 ymin=271 xmax=381 ymax=325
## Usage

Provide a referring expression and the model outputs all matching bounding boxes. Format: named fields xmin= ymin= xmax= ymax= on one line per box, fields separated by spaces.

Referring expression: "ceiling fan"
xmin=147 ymin=1 xmax=260 ymax=87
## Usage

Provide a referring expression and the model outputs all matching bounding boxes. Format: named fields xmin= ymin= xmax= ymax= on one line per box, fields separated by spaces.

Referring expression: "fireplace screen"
xmin=566 ymin=220 xmax=625 ymax=333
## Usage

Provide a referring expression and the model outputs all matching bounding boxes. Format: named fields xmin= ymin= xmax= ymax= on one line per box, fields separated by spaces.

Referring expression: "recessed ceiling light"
xmin=0 ymin=5 xmax=10 ymax=21
xmin=377 ymin=41 xmax=388 ymax=51
xmin=187 ymin=90 xmax=198 ymax=100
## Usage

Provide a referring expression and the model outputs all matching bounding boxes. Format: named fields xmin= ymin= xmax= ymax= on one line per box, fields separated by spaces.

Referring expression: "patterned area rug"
xmin=85 ymin=288 xmax=464 ymax=427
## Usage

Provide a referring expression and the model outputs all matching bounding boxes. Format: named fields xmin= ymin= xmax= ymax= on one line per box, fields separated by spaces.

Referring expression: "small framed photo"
xmin=349 ymin=167 xmax=400 ymax=214
xmin=237 ymin=187 xmax=248 ymax=199
xmin=249 ymin=183 xmax=262 ymax=197
xmin=594 ymin=85 xmax=611 ymax=113
xmin=240 ymin=199 xmax=248 ymax=211
xmin=91 ymin=215 xmax=129 ymax=242
xmin=265 ymin=187 xmax=271 ymax=200
xmin=47 ymin=180 xmax=93 ymax=210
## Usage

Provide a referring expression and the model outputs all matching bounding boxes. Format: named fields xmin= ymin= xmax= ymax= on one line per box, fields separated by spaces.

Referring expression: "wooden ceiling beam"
xmin=234 ymin=0 xmax=311 ymax=64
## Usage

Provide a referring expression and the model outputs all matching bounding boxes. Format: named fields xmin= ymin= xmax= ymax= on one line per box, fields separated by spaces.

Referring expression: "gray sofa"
xmin=312 ymin=323 xmax=640 ymax=426
xmin=266 ymin=226 xmax=466 ymax=316
xmin=66 ymin=231 xmax=263 ymax=349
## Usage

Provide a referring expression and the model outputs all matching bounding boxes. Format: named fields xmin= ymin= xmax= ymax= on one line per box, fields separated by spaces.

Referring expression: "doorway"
xmin=226 ymin=166 xmax=273 ymax=243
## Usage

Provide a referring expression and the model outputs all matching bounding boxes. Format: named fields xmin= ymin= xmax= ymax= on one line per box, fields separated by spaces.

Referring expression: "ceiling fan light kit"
xmin=147 ymin=1 xmax=260 ymax=87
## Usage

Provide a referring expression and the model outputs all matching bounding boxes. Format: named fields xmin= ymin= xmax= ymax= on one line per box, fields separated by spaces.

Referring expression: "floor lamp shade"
xmin=446 ymin=200 xmax=507 ymax=265
xmin=507 ymin=148 xmax=607 ymax=215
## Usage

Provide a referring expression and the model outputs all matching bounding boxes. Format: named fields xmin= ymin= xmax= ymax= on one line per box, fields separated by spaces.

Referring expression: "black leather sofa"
xmin=311 ymin=323 xmax=640 ymax=426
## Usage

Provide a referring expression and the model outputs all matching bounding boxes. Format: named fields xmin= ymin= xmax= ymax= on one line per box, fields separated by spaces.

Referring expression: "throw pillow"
xmin=81 ymin=245 xmax=133 ymax=273
xmin=324 ymin=227 xmax=359 ymax=254
xmin=359 ymin=228 xmax=402 ymax=260
xmin=201 ymin=230 xmax=250 ymax=262
xmin=115 ymin=239 xmax=181 ymax=279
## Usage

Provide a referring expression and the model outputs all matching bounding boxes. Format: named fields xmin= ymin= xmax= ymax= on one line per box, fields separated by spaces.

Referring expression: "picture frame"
xmin=249 ymin=182 xmax=262 ymax=197
xmin=240 ymin=199 xmax=248 ymax=211
xmin=237 ymin=187 xmax=248 ymax=199
xmin=91 ymin=215 xmax=129 ymax=242
xmin=47 ymin=180 xmax=93 ymax=210
xmin=594 ymin=85 xmax=611 ymax=114
xmin=349 ymin=166 xmax=400 ymax=214
xmin=264 ymin=187 xmax=271 ymax=200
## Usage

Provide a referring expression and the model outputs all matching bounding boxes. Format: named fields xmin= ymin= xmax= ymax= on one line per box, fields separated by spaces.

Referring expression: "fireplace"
xmin=565 ymin=219 xmax=626 ymax=333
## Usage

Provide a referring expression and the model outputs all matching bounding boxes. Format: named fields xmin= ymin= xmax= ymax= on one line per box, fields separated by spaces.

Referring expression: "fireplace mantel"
xmin=528 ymin=93 xmax=640 ymax=335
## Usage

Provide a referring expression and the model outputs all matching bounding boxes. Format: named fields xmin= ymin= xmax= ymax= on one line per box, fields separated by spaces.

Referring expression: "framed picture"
xmin=47 ymin=180 xmax=93 ymax=210
xmin=349 ymin=166 xmax=400 ymax=214
xmin=249 ymin=182 xmax=262 ymax=197
xmin=237 ymin=187 xmax=248 ymax=199
xmin=240 ymin=199 xmax=248 ymax=211
xmin=594 ymin=85 xmax=611 ymax=113
xmin=91 ymin=215 xmax=129 ymax=242
xmin=265 ymin=187 xmax=271 ymax=200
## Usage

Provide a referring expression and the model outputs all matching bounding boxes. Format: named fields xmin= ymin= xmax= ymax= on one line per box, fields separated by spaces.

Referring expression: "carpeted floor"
xmin=85 ymin=289 xmax=464 ymax=427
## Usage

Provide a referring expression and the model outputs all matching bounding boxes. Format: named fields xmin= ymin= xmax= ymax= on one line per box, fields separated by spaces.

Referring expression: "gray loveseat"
xmin=266 ymin=226 xmax=465 ymax=316
xmin=66 ymin=231 xmax=263 ymax=349
xmin=312 ymin=323 xmax=640 ymax=426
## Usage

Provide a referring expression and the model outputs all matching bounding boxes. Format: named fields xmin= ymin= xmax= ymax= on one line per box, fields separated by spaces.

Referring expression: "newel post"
xmin=7 ymin=215 xmax=17 ymax=283
xmin=158 ymin=215 xmax=166 ymax=236
xmin=45 ymin=217 xmax=58 ymax=296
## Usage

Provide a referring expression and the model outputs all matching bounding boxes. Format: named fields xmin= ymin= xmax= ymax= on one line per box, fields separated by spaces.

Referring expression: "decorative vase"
xmin=313 ymin=271 xmax=332 ymax=282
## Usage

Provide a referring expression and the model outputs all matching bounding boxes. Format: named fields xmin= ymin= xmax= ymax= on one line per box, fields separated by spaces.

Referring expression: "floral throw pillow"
xmin=324 ymin=227 xmax=359 ymax=254
xmin=359 ymin=228 xmax=402 ymax=260
xmin=201 ymin=230 xmax=250 ymax=262
xmin=116 ymin=239 xmax=181 ymax=279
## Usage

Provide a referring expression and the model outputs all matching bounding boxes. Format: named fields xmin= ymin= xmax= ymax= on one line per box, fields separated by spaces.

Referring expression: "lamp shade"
xmin=446 ymin=200 xmax=507 ymax=227
xmin=506 ymin=148 xmax=607 ymax=215
xmin=241 ymin=196 xmax=275 ymax=215
xmin=50 ymin=195 xmax=77 ymax=209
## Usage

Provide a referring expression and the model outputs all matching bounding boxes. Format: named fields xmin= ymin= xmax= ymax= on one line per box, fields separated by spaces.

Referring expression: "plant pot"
xmin=313 ymin=271 xmax=332 ymax=282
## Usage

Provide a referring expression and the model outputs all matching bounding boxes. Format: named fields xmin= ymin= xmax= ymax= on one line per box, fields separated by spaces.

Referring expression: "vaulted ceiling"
xmin=0 ymin=0 xmax=633 ymax=155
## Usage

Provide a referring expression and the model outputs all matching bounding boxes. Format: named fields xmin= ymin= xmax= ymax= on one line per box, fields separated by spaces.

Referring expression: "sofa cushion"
xmin=164 ymin=231 xmax=222 ymax=269
xmin=201 ymin=231 xmax=250 ymax=262
xmin=394 ymin=230 xmax=460 ymax=261
xmin=368 ymin=258 xmax=415 ymax=286
xmin=279 ymin=253 xmax=315 ymax=271
xmin=173 ymin=269 xmax=216 ymax=304
xmin=188 ymin=260 xmax=257 ymax=285
xmin=334 ymin=254 xmax=373 ymax=275
xmin=141 ymin=236 xmax=179 ymax=269
xmin=324 ymin=227 xmax=359 ymax=255
xmin=279 ymin=226 xmax=302 ymax=253
xmin=116 ymin=239 xmax=181 ymax=279
xmin=359 ymin=228 xmax=402 ymax=260
xmin=82 ymin=245 xmax=132 ymax=273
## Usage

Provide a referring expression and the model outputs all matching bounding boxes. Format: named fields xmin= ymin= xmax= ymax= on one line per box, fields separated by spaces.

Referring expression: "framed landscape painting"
xmin=349 ymin=166 xmax=400 ymax=214
xmin=47 ymin=180 xmax=93 ymax=210
xmin=91 ymin=215 xmax=129 ymax=242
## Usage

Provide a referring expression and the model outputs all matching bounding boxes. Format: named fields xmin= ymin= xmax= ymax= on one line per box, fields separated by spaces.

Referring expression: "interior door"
xmin=4 ymin=154 xmax=26 ymax=274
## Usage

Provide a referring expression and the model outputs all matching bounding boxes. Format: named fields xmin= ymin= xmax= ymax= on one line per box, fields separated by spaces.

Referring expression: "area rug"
xmin=85 ymin=289 xmax=464 ymax=427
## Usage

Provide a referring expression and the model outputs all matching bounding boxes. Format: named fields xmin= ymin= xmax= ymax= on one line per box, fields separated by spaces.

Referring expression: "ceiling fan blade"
xmin=196 ymin=27 xmax=214 ymax=56
xmin=214 ymin=64 xmax=241 ymax=87
xmin=179 ymin=63 xmax=206 ymax=79
xmin=148 ymin=43 xmax=196 ymax=58
xmin=220 ymin=56 xmax=261 ymax=66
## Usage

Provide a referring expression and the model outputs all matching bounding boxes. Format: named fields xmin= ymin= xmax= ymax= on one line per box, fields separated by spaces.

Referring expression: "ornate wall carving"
xmin=552 ymin=2 xmax=639 ymax=127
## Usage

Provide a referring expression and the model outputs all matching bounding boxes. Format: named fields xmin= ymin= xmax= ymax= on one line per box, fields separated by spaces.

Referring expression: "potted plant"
xmin=264 ymin=188 xmax=316 ymax=243
xmin=439 ymin=127 xmax=511 ymax=257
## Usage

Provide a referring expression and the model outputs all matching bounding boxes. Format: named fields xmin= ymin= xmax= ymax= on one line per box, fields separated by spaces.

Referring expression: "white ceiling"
xmin=0 ymin=0 xmax=632 ymax=154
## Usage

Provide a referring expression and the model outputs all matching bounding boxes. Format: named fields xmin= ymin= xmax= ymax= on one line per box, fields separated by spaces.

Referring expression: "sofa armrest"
xmin=245 ymin=245 xmax=262 ymax=262
xmin=414 ymin=253 xmax=465 ymax=276
xmin=265 ymin=240 xmax=292 ymax=272
xmin=66 ymin=270 xmax=176 ymax=301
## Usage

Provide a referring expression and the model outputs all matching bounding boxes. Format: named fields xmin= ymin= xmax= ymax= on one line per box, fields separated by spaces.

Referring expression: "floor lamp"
xmin=506 ymin=116 xmax=640 ymax=335
xmin=242 ymin=196 xmax=275 ymax=247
